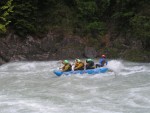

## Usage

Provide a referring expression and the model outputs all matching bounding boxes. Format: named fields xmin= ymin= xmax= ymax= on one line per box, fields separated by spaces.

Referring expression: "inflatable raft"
xmin=53 ymin=67 xmax=108 ymax=76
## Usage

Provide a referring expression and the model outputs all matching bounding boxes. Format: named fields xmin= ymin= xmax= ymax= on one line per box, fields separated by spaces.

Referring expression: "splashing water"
xmin=106 ymin=60 xmax=124 ymax=75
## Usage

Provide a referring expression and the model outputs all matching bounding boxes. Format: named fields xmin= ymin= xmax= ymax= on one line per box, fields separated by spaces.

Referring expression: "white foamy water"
xmin=0 ymin=60 xmax=150 ymax=113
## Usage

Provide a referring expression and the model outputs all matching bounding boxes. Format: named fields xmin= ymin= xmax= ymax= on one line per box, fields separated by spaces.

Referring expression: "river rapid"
xmin=0 ymin=60 xmax=150 ymax=113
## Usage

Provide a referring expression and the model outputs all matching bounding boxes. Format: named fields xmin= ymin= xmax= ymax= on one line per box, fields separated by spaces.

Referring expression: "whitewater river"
xmin=0 ymin=60 xmax=150 ymax=113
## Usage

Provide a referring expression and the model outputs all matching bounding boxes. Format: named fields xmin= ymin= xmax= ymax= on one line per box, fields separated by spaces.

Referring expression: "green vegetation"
xmin=0 ymin=0 xmax=149 ymax=50
xmin=131 ymin=15 xmax=150 ymax=49
xmin=0 ymin=0 xmax=13 ymax=33
xmin=123 ymin=49 xmax=150 ymax=62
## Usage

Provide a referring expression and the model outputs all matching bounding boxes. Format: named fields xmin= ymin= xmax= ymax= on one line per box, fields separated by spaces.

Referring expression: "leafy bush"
xmin=10 ymin=1 xmax=36 ymax=36
xmin=0 ymin=0 xmax=13 ymax=33
xmin=130 ymin=15 xmax=150 ymax=49
xmin=85 ymin=21 xmax=106 ymax=37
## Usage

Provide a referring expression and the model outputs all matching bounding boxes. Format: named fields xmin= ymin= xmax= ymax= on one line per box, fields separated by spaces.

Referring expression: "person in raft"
xmin=85 ymin=58 xmax=95 ymax=69
xmin=74 ymin=59 xmax=84 ymax=70
xmin=96 ymin=54 xmax=108 ymax=68
xmin=61 ymin=60 xmax=72 ymax=72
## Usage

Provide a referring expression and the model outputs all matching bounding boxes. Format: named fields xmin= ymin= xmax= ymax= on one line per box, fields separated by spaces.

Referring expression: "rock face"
xmin=0 ymin=30 xmax=149 ymax=65
xmin=84 ymin=47 xmax=97 ymax=58
xmin=0 ymin=32 xmax=88 ymax=65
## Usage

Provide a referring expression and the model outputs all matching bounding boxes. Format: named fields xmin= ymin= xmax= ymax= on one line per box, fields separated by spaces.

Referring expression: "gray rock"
xmin=84 ymin=47 xmax=97 ymax=58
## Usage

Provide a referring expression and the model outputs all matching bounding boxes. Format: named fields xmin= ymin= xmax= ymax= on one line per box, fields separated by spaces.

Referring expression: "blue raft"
xmin=53 ymin=67 xmax=108 ymax=76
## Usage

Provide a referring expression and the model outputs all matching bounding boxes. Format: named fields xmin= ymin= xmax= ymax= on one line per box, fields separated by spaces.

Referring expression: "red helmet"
xmin=102 ymin=54 xmax=106 ymax=58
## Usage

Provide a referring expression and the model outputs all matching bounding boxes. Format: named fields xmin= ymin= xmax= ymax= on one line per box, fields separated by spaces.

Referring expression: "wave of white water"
xmin=0 ymin=60 xmax=150 ymax=113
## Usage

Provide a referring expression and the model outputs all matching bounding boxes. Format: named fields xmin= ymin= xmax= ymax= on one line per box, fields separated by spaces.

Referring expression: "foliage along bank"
xmin=0 ymin=0 xmax=150 ymax=62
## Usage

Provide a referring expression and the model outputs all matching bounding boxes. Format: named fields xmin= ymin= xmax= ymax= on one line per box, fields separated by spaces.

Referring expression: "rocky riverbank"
xmin=0 ymin=30 xmax=149 ymax=65
xmin=0 ymin=30 xmax=97 ymax=65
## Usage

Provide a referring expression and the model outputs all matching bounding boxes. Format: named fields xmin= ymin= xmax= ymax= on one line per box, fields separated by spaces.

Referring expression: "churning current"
xmin=0 ymin=60 xmax=150 ymax=113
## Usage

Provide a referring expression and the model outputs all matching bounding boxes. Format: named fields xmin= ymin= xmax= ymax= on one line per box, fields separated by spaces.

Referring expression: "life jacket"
xmin=62 ymin=63 xmax=72 ymax=72
xmin=86 ymin=60 xmax=94 ymax=66
xmin=74 ymin=62 xmax=84 ymax=70
xmin=99 ymin=58 xmax=107 ymax=67
xmin=86 ymin=60 xmax=95 ymax=69
xmin=101 ymin=60 xmax=106 ymax=67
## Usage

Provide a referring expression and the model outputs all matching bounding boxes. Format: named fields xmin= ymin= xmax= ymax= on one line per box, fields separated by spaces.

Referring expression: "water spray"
xmin=106 ymin=60 xmax=124 ymax=77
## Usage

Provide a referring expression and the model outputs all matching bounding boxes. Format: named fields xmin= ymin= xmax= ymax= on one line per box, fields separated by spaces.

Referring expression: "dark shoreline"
xmin=0 ymin=32 xmax=150 ymax=66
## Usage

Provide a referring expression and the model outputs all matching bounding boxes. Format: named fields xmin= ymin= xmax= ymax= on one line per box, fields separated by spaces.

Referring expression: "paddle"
xmin=71 ymin=60 xmax=76 ymax=71
xmin=57 ymin=60 xmax=63 ymax=70
xmin=84 ymin=60 xmax=87 ymax=70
